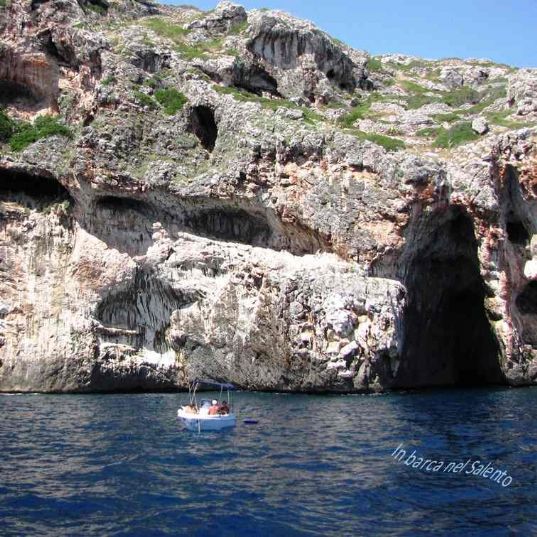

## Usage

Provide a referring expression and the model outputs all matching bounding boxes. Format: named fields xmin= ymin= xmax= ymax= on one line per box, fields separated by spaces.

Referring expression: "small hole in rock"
xmin=189 ymin=106 xmax=217 ymax=152
xmin=516 ymin=282 xmax=537 ymax=314
xmin=506 ymin=219 xmax=529 ymax=245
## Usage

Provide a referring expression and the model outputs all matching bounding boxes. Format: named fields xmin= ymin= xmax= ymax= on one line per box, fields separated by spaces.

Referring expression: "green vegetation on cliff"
xmin=433 ymin=122 xmax=479 ymax=148
xmin=141 ymin=17 xmax=189 ymax=42
xmin=0 ymin=109 xmax=14 ymax=142
xmin=214 ymin=85 xmax=322 ymax=124
xmin=154 ymin=88 xmax=188 ymax=115
xmin=133 ymin=90 xmax=158 ymax=109
xmin=5 ymin=115 xmax=73 ymax=152
xmin=442 ymin=86 xmax=481 ymax=107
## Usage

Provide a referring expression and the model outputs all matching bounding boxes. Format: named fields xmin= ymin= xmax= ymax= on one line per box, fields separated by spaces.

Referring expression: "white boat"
xmin=177 ymin=407 xmax=237 ymax=431
xmin=177 ymin=379 xmax=237 ymax=432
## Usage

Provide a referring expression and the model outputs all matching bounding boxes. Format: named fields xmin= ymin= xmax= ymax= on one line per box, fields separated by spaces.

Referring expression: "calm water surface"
xmin=1 ymin=388 xmax=537 ymax=536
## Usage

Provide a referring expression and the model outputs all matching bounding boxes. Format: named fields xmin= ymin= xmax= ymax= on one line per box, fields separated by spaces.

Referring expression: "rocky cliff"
xmin=0 ymin=0 xmax=536 ymax=392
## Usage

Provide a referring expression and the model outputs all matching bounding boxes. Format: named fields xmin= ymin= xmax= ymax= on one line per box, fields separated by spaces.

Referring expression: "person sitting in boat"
xmin=183 ymin=404 xmax=197 ymax=414
xmin=199 ymin=400 xmax=211 ymax=416
xmin=208 ymin=399 xmax=220 ymax=415
xmin=218 ymin=401 xmax=230 ymax=415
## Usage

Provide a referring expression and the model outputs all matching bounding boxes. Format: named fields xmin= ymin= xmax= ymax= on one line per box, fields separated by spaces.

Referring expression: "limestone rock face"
xmin=188 ymin=1 xmax=247 ymax=34
xmin=245 ymin=9 xmax=368 ymax=101
xmin=0 ymin=0 xmax=537 ymax=392
xmin=508 ymin=69 xmax=537 ymax=117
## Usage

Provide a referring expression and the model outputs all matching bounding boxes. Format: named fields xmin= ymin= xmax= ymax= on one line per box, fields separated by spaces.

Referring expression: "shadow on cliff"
xmin=78 ymin=192 xmax=330 ymax=257
xmin=0 ymin=167 xmax=75 ymax=223
xmin=394 ymin=206 xmax=505 ymax=389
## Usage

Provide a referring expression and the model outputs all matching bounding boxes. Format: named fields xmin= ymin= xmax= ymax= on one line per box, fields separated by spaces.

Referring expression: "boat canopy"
xmin=194 ymin=379 xmax=236 ymax=390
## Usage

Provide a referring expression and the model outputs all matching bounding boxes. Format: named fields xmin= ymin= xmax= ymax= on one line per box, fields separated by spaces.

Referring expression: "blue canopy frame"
xmin=194 ymin=379 xmax=236 ymax=391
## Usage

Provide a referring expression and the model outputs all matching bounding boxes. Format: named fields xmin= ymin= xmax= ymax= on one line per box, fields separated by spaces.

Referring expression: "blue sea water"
xmin=1 ymin=388 xmax=537 ymax=536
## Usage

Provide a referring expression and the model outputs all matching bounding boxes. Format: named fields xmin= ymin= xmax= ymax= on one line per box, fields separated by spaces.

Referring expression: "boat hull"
xmin=177 ymin=409 xmax=237 ymax=431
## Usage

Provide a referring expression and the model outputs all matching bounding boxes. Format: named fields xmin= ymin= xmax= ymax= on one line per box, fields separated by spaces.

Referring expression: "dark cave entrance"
xmin=516 ymin=282 xmax=537 ymax=315
xmin=395 ymin=207 xmax=504 ymax=388
xmin=233 ymin=63 xmax=280 ymax=97
xmin=500 ymin=165 xmax=537 ymax=348
xmin=515 ymin=282 xmax=537 ymax=346
xmin=0 ymin=80 xmax=41 ymax=108
xmin=506 ymin=220 xmax=530 ymax=245
xmin=502 ymin=165 xmax=532 ymax=247
xmin=0 ymin=168 xmax=73 ymax=208
xmin=189 ymin=106 xmax=217 ymax=152
xmin=96 ymin=195 xmax=152 ymax=214
xmin=183 ymin=207 xmax=272 ymax=246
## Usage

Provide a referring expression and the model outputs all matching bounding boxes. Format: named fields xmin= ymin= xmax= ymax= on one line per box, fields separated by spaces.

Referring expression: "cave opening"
xmin=502 ymin=165 xmax=533 ymax=245
xmin=0 ymin=80 xmax=40 ymax=107
xmin=96 ymin=268 xmax=188 ymax=354
xmin=96 ymin=195 xmax=152 ymax=214
xmin=79 ymin=0 xmax=110 ymax=13
xmin=189 ymin=106 xmax=217 ymax=152
xmin=82 ymin=195 xmax=156 ymax=256
xmin=184 ymin=207 xmax=272 ymax=246
xmin=516 ymin=282 xmax=537 ymax=315
xmin=506 ymin=219 xmax=530 ymax=245
xmin=0 ymin=168 xmax=73 ymax=208
xmin=515 ymin=282 xmax=537 ymax=346
xmin=31 ymin=0 xmax=48 ymax=9
xmin=233 ymin=63 xmax=280 ymax=97
xmin=395 ymin=207 xmax=504 ymax=388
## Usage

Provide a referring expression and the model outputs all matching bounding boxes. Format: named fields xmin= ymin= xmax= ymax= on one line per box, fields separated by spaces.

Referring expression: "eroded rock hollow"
xmin=396 ymin=207 xmax=504 ymax=388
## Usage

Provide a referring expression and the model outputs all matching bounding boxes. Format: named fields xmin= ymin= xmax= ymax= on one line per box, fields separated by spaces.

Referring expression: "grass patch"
xmin=425 ymin=68 xmax=442 ymax=82
xmin=464 ymin=84 xmax=508 ymax=114
xmin=0 ymin=109 xmax=14 ymax=142
xmin=174 ymin=37 xmax=225 ymax=60
xmin=433 ymin=121 xmax=479 ymax=148
xmin=9 ymin=115 xmax=72 ymax=152
xmin=486 ymin=109 xmax=535 ymax=129
xmin=345 ymin=128 xmax=405 ymax=151
xmin=365 ymin=132 xmax=405 ymax=151
xmin=401 ymin=80 xmax=429 ymax=94
xmin=214 ymin=85 xmax=322 ymax=123
xmin=85 ymin=1 xmax=108 ymax=15
xmin=101 ymin=75 xmax=116 ymax=87
xmin=400 ymin=80 xmax=442 ymax=109
xmin=406 ymin=94 xmax=440 ymax=110
xmin=402 ymin=83 xmax=499 ymax=112
xmin=140 ymin=16 xmax=230 ymax=60
xmin=141 ymin=17 xmax=190 ymax=42
xmin=140 ymin=15 xmax=248 ymax=59
xmin=338 ymin=100 xmax=373 ymax=128
xmin=442 ymin=86 xmax=480 ymax=107
xmin=133 ymin=90 xmax=158 ymax=109
xmin=337 ymin=94 xmax=388 ymax=127
xmin=416 ymin=127 xmax=441 ymax=138
xmin=386 ymin=59 xmax=434 ymax=72
xmin=302 ymin=108 xmax=323 ymax=125
xmin=229 ymin=20 xmax=248 ymax=35
xmin=154 ymin=88 xmax=188 ymax=115
xmin=214 ymin=85 xmax=261 ymax=102
xmin=367 ymin=57 xmax=383 ymax=72
xmin=174 ymin=43 xmax=207 ymax=60
xmin=433 ymin=112 xmax=461 ymax=123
